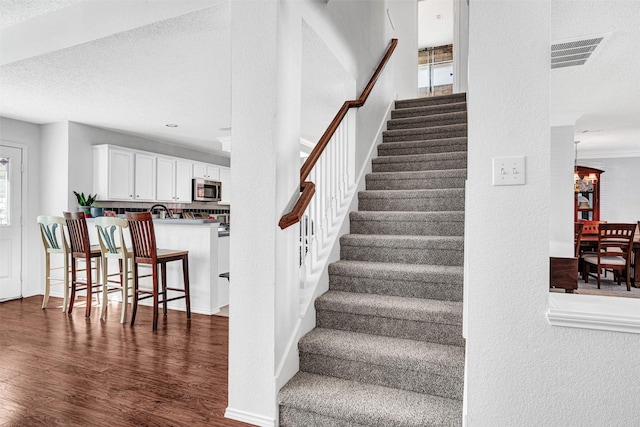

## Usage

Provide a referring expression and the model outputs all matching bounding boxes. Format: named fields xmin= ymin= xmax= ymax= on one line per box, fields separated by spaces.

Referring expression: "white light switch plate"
xmin=492 ymin=156 xmax=526 ymax=186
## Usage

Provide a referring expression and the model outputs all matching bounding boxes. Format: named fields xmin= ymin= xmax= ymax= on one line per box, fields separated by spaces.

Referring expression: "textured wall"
xmin=580 ymin=156 xmax=640 ymax=224
xmin=465 ymin=1 xmax=640 ymax=425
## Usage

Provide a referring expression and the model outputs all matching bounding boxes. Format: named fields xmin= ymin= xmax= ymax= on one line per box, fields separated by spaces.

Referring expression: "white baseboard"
xmin=225 ymin=407 xmax=275 ymax=427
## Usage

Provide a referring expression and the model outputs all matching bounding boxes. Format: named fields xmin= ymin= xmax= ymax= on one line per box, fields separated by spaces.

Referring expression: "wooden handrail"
xmin=279 ymin=38 xmax=398 ymax=230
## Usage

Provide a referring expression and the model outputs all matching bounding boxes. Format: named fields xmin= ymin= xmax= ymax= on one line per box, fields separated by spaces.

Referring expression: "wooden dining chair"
xmin=579 ymin=220 xmax=606 ymax=235
xmin=125 ymin=212 xmax=191 ymax=331
xmin=574 ymin=222 xmax=584 ymax=258
xmin=94 ymin=216 xmax=134 ymax=323
xmin=582 ymin=223 xmax=636 ymax=291
xmin=37 ymin=216 xmax=71 ymax=311
xmin=64 ymin=211 xmax=102 ymax=316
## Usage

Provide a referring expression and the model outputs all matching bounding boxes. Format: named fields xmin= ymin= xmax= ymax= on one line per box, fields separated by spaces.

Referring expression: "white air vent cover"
xmin=551 ymin=36 xmax=605 ymax=69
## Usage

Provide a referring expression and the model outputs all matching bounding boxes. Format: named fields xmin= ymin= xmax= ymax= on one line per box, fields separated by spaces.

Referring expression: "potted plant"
xmin=73 ymin=191 xmax=101 ymax=217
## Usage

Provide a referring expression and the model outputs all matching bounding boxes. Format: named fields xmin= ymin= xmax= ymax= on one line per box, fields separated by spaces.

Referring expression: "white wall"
xmin=579 ymin=156 xmax=640 ymax=224
xmin=550 ymin=125 xmax=575 ymax=257
xmin=40 ymin=122 xmax=70 ymax=215
xmin=465 ymin=1 xmax=640 ymax=425
xmin=0 ymin=117 xmax=42 ymax=298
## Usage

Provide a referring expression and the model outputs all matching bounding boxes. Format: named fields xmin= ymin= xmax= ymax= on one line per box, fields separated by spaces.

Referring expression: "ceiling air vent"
xmin=551 ymin=36 xmax=604 ymax=69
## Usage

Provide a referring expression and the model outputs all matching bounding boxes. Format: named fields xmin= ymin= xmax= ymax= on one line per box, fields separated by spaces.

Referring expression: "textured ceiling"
xmin=551 ymin=0 xmax=640 ymax=158
xmin=0 ymin=0 xmax=230 ymax=154
xmin=0 ymin=0 xmax=82 ymax=30
xmin=0 ymin=0 xmax=637 ymax=159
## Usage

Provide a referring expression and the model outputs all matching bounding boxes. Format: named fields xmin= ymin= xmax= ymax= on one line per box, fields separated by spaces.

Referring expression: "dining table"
xmin=579 ymin=234 xmax=640 ymax=285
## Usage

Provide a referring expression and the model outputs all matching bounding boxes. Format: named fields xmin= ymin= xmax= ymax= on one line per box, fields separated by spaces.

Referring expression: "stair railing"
xmin=279 ymin=39 xmax=397 ymax=295
xmin=279 ymin=38 xmax=398 ymax=230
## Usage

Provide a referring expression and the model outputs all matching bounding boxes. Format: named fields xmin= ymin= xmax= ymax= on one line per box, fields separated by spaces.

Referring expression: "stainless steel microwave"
xmin=192 ymin=178 xmax=221 ymax=202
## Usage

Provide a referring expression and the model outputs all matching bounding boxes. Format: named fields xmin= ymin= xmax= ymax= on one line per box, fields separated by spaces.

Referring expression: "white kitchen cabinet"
xmin=94 ymin=145 xmax=134 ymax=200
xmin=192 ymin=162 xmax=220 ymax=180
xmin=218 ymin=166 xmax=231 ymax=205
xmin=157 ymin=157 xmax=192 ymax=203
xmin=133 ymin=153 xmax=156 ymax=201
xmin=94 ymin=145 xmax=155 ymax=202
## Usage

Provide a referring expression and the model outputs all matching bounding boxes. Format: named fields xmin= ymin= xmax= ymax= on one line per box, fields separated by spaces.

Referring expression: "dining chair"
xmin=582 ymin=223 xmax=636 ymax=291
xmin=37 ymin=216 xmax=71 ymax=311
xmin=94 ymin=216 xmax=134 ymax=323
xmin=574 ymin=222 xmax=584 ymax=258
xmin=579 ymin=220 xmax=606 ymax=235
xmin=64 ymin=211 xmax=103 ymax=316
xmin=125 ymin=211 xmax=191 ymax=331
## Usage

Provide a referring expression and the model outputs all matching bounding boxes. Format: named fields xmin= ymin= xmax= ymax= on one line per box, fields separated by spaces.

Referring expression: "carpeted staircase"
xmin=279 ymin=92 xmax=467 ymax=426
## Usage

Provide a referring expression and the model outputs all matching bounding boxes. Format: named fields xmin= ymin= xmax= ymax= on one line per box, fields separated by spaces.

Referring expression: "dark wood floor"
xmin=0 ymin=296 xmax=253 ymax=427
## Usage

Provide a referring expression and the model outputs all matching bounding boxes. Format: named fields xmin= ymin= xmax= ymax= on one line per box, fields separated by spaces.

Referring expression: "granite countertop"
xmin=152 ymin=218 xmax=219 ymax=224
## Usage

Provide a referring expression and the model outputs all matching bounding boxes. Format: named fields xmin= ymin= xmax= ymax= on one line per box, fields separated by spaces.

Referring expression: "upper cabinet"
xmin=133 ymin=152 xmax=156 ymax=201
xmin=157 ymin=157 xmax=192 ymax=203
xmin=94 ymin=146 xmax=157 ymax=202
xmin=94 ymin=145 xmax=134 ymax=201
xmin=193 ymin=162 xmax=220 ymax=181
xmin=93 ymin=144 xmax=225 ymax=205
xmin=574 ymin=166 xmax=604 ymax=221
xmin=218 ymin=166 xmax=231 ymax=205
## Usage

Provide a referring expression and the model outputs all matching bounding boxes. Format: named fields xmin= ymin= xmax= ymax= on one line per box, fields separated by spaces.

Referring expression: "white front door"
xmin=0 ymin=145 xmax=22 ymax=301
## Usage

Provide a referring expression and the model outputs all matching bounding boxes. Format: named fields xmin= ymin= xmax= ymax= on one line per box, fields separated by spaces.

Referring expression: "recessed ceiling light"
xmin=166 ymin=123 xmax=178 ymax=128
xmin=218 ymin=126 xmax=231 ymax=131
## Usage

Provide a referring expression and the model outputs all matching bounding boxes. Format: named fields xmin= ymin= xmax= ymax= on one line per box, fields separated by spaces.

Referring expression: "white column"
xmin=227 ymin=1 xmax=299 ymax=426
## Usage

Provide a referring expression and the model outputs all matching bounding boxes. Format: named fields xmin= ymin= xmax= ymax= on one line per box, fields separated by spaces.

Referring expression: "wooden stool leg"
xmin=42 ymin=253 xmax=51 ymax=309
xmin=68 ymin=257 xmax=77 ymax=314
xmin=100 ymin=256 xmax=109 ymax=320
xmin=120 ymin=258 xmax=128 ymax=324
xmin=130 ymin=263 xmax=139 ymax=327
xmin=183 ymin=255 xmax=191 ymax=319
xmin=85 ymin=257 xmax=93 ymax=317
xmin=62 ymin=253 xmax=69 ymax=313
xmin=152 ymin=264 xmax=159 ymax=331
xmin=161 ymin=262 xmax=168 ymax=316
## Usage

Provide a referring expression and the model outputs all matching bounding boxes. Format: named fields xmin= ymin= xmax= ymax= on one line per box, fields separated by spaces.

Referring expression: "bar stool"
xmin=94 ymin=217 xmax=134 ymax=323
xmin=37 ymin=216 xmax=71 ymax=311
xmin=125 ymin=211 xmax=191 ymax=330
xmin=64 ymin=211 xmax=102 ymax=317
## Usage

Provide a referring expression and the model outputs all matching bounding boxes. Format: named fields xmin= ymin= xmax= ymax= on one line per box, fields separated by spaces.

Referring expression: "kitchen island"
xmin=87 ymin=218 xmax=229 ymax=315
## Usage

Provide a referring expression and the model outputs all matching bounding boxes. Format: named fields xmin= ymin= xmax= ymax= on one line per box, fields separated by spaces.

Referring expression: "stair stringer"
xmin=274 ymin=98 xmax=395 ymax=393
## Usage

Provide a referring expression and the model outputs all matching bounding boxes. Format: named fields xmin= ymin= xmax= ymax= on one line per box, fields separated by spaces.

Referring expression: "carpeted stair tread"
xmin=299 ymin=328 xmax=464 ymax=400
xmin=329 ymin=260 xmax=463 ymax=301
xmin=316 ymin=290 xmax=462 ymax=326
xmin=349 ymin=211 xmax=464 ymax=236
xmin=372 ymin=152 xmax=467 ymax=172
xmin=395 ymin=92 xmax=466 ymax=110
xmin=383 ymin=124 xmax=467 ymax=143
xmin=279 ymin=372 xmax=462 ymax=427
xmin=391 ymin=101 xmax=467 ymax=119
xmin=359 ymin=188 xmax=464 ymax=199
xmin=300 ymin=328 xmax=464 ymax=377
xmin=365 ymin=169 xmax=466 ymax=190
xmin=387 ymin=111 xmax=467 ymax=131
xmin=339 ymin=234 xmax=464 ymax=267
xmin=358 ymin=188 xmax=464 ymax=212
xmin=349 ymin=210 xmax=464 ymax=236
xmin=378 ymin=137 xmax=467 ymax=156
xmin=329 ymin=260 xmax=463 ymax=285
